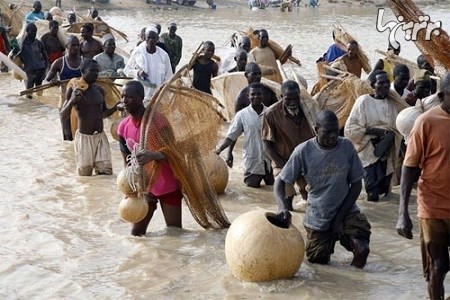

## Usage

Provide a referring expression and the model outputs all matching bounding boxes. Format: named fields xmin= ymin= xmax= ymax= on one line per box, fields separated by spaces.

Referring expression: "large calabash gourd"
xmin=116 ymin=168 xmax=135 ymax=195
xmin=203 ymin=153 xmax=229 ymax=195
xmin=118 ymin=196 xmax=149 ymax=223
xmin=225 ymin=210 xmax=305 ymax=282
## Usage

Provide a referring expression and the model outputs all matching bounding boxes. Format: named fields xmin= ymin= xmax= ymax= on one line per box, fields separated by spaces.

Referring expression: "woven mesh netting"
xmin=314 ymin=74 xmax=408 ymax=128
xmin=387 ymin=0 xmax=450 ymax=77
xmin=140 ymin=70 xmax=230 ymax=229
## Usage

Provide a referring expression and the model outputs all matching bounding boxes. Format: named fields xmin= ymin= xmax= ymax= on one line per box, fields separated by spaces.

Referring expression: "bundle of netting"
xmin=333 ymin=24 xmax=372 ymax=74
xmin=139 ymin=71 xmax=230 ymax=229
xmin=387 ymin=0 xmax=450 ymax=77
xmin=0 ymin=1 xmax=25 ymax=37
xmin=314 ymin=73 xmax=408 ymax=128
xmin=311 ymin=61 xmax=330 ymax=96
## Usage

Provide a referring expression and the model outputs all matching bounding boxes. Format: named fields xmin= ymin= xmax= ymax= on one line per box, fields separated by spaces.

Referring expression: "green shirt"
xmin=160 ymin=33 xmax=182 ymax=67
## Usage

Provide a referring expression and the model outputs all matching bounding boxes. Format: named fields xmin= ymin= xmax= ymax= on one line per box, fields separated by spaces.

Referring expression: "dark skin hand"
xmin=263 ymin=140 xmax=286 ymax=168
xmin=396 ymin=165 xmax=421 ymax=239
xmin=215 ymin=138 xmax=235 ymax=168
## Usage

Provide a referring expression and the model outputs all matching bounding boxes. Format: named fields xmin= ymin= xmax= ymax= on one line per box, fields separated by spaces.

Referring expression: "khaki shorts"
xmin=419 ymin=218 xmax=450 ymax=281
xmin=74 ymin=131 xmax=113 ymax=176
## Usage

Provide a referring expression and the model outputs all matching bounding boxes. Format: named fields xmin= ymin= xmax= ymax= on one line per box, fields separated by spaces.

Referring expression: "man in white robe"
xmin=124 ymin=26 xmax=173 ymax=106
xmin=345 ymin=70 xmax=401 ymax=202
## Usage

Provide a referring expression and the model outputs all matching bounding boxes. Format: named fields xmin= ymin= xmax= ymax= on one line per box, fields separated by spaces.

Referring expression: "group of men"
xmin=6 ymin=8 xmax=449 ymax=297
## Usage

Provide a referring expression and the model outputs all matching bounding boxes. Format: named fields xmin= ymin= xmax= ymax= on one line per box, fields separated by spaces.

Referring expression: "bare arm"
xmin=212 ymin=61 xmax=218 ymax=78
xmin=263 ymin=140 xmax=286 ymax=168
xmin=45 ymin=58 xmax=62 ymax=82
xmin=215 ymin=137 xmax=235 ymax=168
xmin=274 ymin=176 xmax=292 ymax=226
xmin=396 ymin=165 xmax=421 ymax=239
xmin=60 ymin=87 xmax=80 ymax=120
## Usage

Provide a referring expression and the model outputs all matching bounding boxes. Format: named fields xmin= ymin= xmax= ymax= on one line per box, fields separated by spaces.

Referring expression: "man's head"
xmin=347 ymin=40 xmax=358 ymax=59
xmin=281 ymin=80 xmax=301 ymax=116
xmin=203 ymin=41 xmax=215 ymax=60
xmin=80 ymin=59 xmax=100 ymax=84
xmin=258 ymin=29 xmax=269 ymax=48
xmin=122 ymin=81 xmax=145 ymax=116
xmin=168 ymin=22 xmax=177 ymax=35
xmin=314 ymin=109 xmax=339 ymax=149
xmin=417 ymin=54 xmax=434 ymax=73
xmin=80 ymin=23 xmax=94 ymax=40
xmin=25 ymin=23 xmax=38 ymax=40
xmin=248 ymin=82 xmax=263 ymax=108
xmin=438 ymin=72 xmax=450 ymax=109
xmin=103 ymin=37 xmax=116 ymax=55
xmin=387 ymin=41 xmax=400 ymax=56
xmin=393 ymin=64 xmax=410 ymax=91
xmin=48 ymin=20 xmax=59 ymax=34
xmin=370 ymin=70 xmax=390 ymax=99
xmin=244 ymin=62 xmax=261 ymax=84
xmin=33 ymin=1 xmax=42 ymax=13
xmin=67 ymin=13 xmax=76 ymax=25
xmin=145 ymin=26 xmax=159 ymax=49
xmin=66 ymin=35 xmax=80 ymax=56
xmin=234 ymin=49 xmax=247 ymax=72
xmin=90 ymin=9 xmax=99 ymax=19
xmin=239 ymin=36 xmax=251 ymax=53
xmin=44 ymin=11 xmax=53 ymax=21
xmin=413 ymin=70 xmax=432 ymax=99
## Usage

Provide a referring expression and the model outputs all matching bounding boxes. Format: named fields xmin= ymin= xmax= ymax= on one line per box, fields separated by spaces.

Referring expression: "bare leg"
xmin=160 ymin=202 xmax=182 ymax=228
xmin=131 ymin=199 xmax=157 ymax=236
xmin=427 ymin=245 xmax=448 ymax=299
xmin=349 ymin=238 xmax=370 ymax=268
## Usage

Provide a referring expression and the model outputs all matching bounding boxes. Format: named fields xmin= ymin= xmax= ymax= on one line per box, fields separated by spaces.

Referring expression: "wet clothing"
xmin=226 ymin=105 xmax=271 ymax=177
xmin=244 ymin=161 xmax=274 ymax=187
xmin=234 ymin=85 xmax=278 ymax=113
xmin=305 ymin=212 xmax=371 ymax=263
xmin=74 ymin=131 xmax=113 ymax=176
xmin=0 ymin=31 xmax=9 ymax=54
xmin=345 ymin=94 xmax=400 ymax=196
xmin=262 ymin=101 xmax=314 ymax=168
xmin=325 ymin=43 xmax=346 ymax=63
xmin=117 ymin=115 xmax=180 ymax=197
xmin=18 ymin=39 xmax=47 ymax=73
xmin=192 ymin=60 xmax=214 ymax=94
xmin=148 ymin=189 xmax=183 ymax=206
xmin=404 ymin=106 xmax=450 ymax=219
xmin=419 ymin=218 xmax=450 ymax=282
xmin=279 ymin=137 xmax=364 ymax=231
xmin=25 ymin=68 xmax=46 ymax=90
xmin=93 ymin=52 xmax=125 ymax=77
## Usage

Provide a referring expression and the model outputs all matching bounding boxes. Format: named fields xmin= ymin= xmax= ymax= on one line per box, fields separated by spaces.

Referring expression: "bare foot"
xmin=350 ymin=238 xmax=370 ymax=269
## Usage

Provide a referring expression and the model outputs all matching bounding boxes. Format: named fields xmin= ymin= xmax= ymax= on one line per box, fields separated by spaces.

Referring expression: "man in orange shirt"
xmin=396 ymin=71 xmax=450 ymax=300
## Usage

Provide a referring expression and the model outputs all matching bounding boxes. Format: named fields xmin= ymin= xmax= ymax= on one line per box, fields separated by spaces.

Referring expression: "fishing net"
xmin=241 ymin=27 xmax=302 ymax=66
xmin=140 ymin=67 xmax=230 ymax=229
xmin=0 ymin=1 xmax=25 ymax=37
xmin=332 ymin=24 xmax=372 ymax=74
xmin=311 ymin=61 xmax=329 ymax=96
xmin=387 ymin=0 xmax=450 ymax=77
xmin=314 ymin=74 xmax=408 ymax=128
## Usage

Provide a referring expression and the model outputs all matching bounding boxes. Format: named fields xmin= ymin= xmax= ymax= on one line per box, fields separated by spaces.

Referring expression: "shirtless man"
xmin=80 ymin=23 xmax=102 ymax=59
xmin=337 ymin=40 xmax=365 ymax=78
xmin=46 ymin=35 xmax=83 ymax=141
xmin=41 ymin=20 xmax=64 ymax=65
xmin=227 ymin=49 xmax=247 ymax=73
xmin=60 ymin=59 xmax=118 ymax=176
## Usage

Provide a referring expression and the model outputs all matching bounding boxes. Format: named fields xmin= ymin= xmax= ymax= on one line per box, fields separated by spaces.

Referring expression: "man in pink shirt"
xmin=117 ymin=81 xmax=182 ymax=236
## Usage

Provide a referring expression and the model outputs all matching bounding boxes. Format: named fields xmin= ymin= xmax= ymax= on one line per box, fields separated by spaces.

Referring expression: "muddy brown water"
xmin=0 ymin=4 xmax=449 ymax=299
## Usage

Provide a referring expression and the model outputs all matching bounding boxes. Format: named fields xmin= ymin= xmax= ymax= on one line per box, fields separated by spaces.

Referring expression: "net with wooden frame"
xmin=0 ymin=1 xmax=25 ymax=37
xmin=139 ymin=65 xmax=230 ymax=229
xmin=387 ymin=0 xmax=450 ymax=77
xmin=314 ymin=72 xmax=408 ymax=128
xmin=332 ymin=24 xmax=372 ymax=74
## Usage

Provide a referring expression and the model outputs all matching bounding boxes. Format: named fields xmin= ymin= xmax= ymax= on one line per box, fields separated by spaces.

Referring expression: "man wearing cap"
xmin=161 ymin=22 xmax=182 ymax=73
xmin=124 ymin=26 xmax=173 ymax=106
xmin=93 ymin=35 xmax=125 ymax=78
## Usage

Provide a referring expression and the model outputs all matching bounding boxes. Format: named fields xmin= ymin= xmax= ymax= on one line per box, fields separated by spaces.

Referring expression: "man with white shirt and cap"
xmin=124 ymin=26 xmax=173 ymax=106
